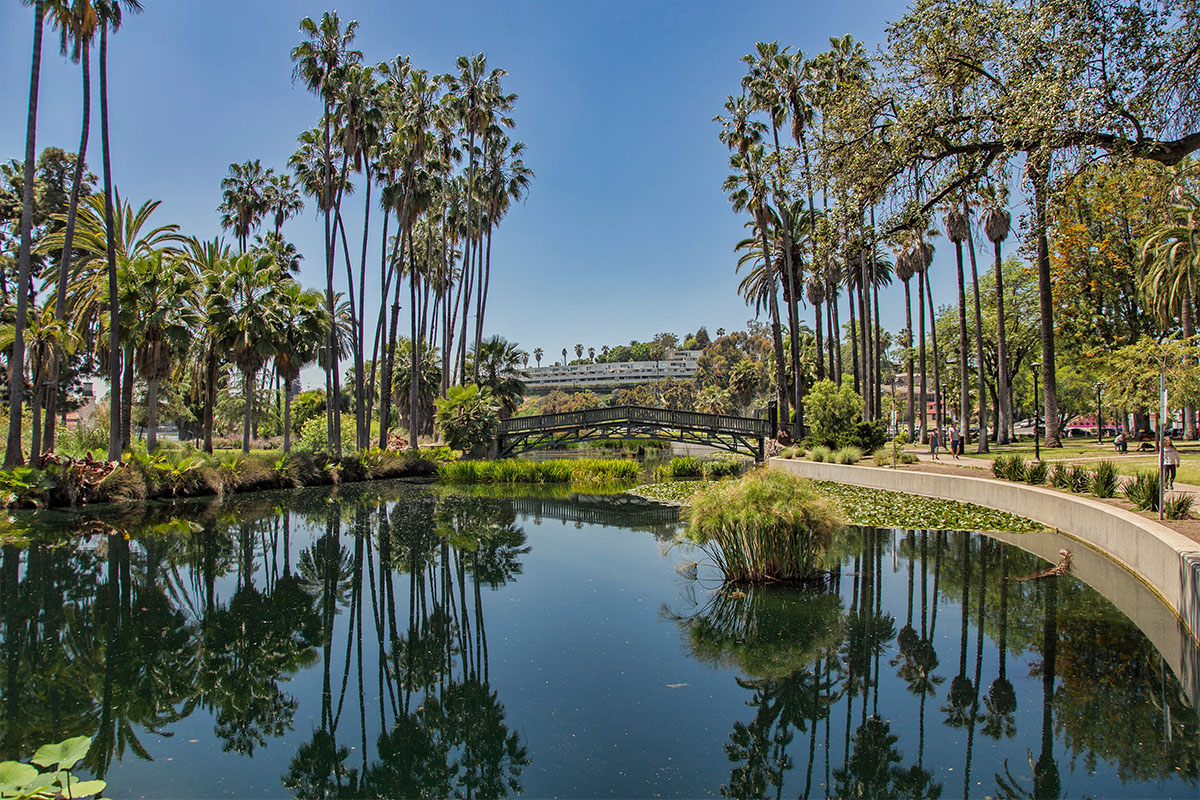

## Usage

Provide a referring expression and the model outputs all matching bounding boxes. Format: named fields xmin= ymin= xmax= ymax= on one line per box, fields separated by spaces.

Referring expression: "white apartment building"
xmin=526 ymin=350 xmax=702 ymax=390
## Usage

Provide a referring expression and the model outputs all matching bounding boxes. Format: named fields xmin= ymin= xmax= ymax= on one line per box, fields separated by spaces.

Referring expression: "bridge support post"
xmin=756 ymin=436 xmax=765 ymax=464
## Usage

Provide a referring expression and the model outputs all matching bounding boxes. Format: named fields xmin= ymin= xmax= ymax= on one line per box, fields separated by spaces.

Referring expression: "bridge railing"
xmin=499 ymin=405 xmax=771 ymax=437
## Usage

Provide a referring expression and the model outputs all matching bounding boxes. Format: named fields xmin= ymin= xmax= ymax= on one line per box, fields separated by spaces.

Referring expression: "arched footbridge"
xmin=496 ymin=405 xmax=772 ymax=461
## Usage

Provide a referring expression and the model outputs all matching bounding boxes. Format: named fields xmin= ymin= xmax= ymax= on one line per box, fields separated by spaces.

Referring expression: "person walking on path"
xmin=929 ymin=429 xmax=942 ymax=460
xmin=1164 ymin=437 xmax=1180 ymax=490
xmin=949 ymin=425 xmax=961 ymax=459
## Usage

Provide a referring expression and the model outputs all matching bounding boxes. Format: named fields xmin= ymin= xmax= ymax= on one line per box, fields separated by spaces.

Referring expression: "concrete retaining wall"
xmin=771 ymin=457 xmax=1200 ymax=702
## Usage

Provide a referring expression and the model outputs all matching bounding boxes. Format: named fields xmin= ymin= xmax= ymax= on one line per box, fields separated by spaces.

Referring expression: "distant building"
xmin=525 ymin=350 xmax=702 ymax=390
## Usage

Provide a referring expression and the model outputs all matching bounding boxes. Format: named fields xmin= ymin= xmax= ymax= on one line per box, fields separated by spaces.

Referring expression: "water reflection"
xmin=0 ymin=486 xmax=1195 ymax=798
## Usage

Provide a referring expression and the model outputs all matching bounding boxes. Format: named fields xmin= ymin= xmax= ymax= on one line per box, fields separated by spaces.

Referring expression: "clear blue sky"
xmin=2 ymin=0 xmax=973 ymax=368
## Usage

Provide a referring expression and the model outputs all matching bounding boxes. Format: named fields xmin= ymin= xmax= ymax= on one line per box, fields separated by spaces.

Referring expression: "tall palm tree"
xmin=218 ymin=160 xmax=271 ymax=253
xmin=264 ymin=172 xmax=304 ymax=241
xmin=291 ymin=10 xmax=362 ymax=457
xmin=180 ymin=236 xmax=231 ymax=453
xmin=213 ymin=252 xmax=277 ymax=453
xmin=982 ymin=196 xmax=1013 ymax=444
xmin=117 ymin=251 xmax=197 ymax=451
xmin=894 ymin=243 xmax=917 ymax=437
xmin=7 ymin=0 xmax=50 ymax=466
xmin=42 ymin=0 xmax=99 ymax=457
xmin=532 ymin=347 xmax=542 ymax=368
xmin=96 ymin=0 xmax=143 ymax=461
xmin=945 ymin=208 xmax=971 ymax=442
xmin=470 ymin=336 xmax=526 ymax=419
xmin=272 ymin=282 xmax=328 ymax=454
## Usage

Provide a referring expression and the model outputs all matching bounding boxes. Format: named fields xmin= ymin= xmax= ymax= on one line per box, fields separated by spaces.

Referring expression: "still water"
xmin=0 ymin=481 xmax=1196 ymax=798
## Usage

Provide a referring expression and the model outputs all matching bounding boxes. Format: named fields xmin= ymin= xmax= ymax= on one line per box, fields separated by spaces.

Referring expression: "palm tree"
xmin=264 ymin=171 xmax=304 ymax=242
xmin=894 ymin=243 xmax=917 ymax=437
xmin=912 ymin=236 xmax=935 ymax=441
xmin=982 ymin=195 xmax=1013 ymax=444
xmin=292 ymin=10 xmax=363 ymax=457
xmin=118 ymin=251 xmax=197 ymax=451
xmin=574 ymin=344 xmax=583 ymax=361
xmin=470 ymin=336 xmax=526 ymax=419
xmin=95 ymin=0 xmax=143 ymax=461
xmin=271 ymin=282 xmax=328 ymax=454
xmin=532 ymin=347 xmax=543 ymax=368
xmin=42 ymin=0 xmax=99 ymax=457
xmin=7 ymin=0 xmax=49 ymax=466
xmin=944 ymin=208 xmax=971 ymax=444
xmin=560 ymin=347 xmax=567 ymax=366
xmin=213 ymin=252 xmax=277 ymax=453
xmin=181 ymin=236 xmax=231 ymax=453
xmin=587 ymin=347 xmax=595 ymax=362
xmin=218 ymin=160 xmax=271 ymax=253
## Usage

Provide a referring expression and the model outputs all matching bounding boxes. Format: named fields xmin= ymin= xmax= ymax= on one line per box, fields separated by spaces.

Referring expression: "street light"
xmin=1095 ymin=382 xmax=1105 ymax=444
xmin=1032 ymin=362 xmax=1041 ymax=461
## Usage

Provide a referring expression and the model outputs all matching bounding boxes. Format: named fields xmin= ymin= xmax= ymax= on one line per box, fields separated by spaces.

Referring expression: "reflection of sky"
xmin=30 ymin=495 xmax=1200 ymax=798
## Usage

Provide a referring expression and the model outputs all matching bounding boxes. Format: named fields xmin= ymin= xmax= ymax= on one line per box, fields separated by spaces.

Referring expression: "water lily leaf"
xmin=62 ymin=775 xmax=107 ymax=798
xmin=31 ymin=736 xmax=91 ymax=770
xmin=0 ymin=761 xmax=39 ymax=788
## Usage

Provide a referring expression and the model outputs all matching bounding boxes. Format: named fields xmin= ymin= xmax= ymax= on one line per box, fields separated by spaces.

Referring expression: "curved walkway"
xmin=770 ymin=457 xmax=1200 ymax=701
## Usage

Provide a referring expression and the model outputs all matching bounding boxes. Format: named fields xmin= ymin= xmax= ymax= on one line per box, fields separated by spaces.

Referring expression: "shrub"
xmin=1067 ymin=464 xmax=1091 ymax=493
xmin=804 ymin=380 xmax=864 ymax=445
xmin=992 ymin=454 xmax=1018 ymax=480
xmin=809 ymin=445 xmax=832 ymax=463
xmin=779 ymin=446 xmax=799 ymax=459
xmin=684 ymin=469 xmax=843 ymax=583
xmin=1164 ymin=492 xmax=1194 ymax=520
xmin=873 ymin=450 xmax=891 ymax=466
xmin=833 ymin=445 xmax=864 ymax=465
xmin=1025 ymin=461 xmax=1049 ymax=485
xmin=298 ymin=414 xmax=357 ymax=455
xmin=435 ymin=384 xmax=500 ymax=454
xmin=1123 ymin=470 xmax=1161 ymax=512
xmin=661 ymin=456 xmax=703 ymax=478
xmin=1089 ymin=460 xmax=1119 ymax=498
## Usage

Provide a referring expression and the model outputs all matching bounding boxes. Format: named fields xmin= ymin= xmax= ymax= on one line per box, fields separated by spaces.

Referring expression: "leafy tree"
xmin=804 ymin=378 xmax=863 ymax=445
xmin=434 ymin=384 xmax=499 ymax=454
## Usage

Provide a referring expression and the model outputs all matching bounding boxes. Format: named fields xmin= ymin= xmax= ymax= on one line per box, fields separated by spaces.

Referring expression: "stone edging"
xmin=770 ymin=457 xmax=1200 ymax=645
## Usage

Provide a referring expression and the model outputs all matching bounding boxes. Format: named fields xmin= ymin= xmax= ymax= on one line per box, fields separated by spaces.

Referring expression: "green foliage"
xmin=1068 ymin=464 xmax=1092 ymax=493
xmin=685 ymin=469 xmax=842 ymax=583
xmin=658 ymin=456 xmax=703 ymax=478
xmin=833 ymin=445 xmax=864 ymax=465
xmin=1050 ymin=462 xmax=1071 ymax=490
xmin=1164 ymin=492 xmax=1194 ymax=520
xmin=0 ymin=735 xmax=105 ymax=799
xmin=1025 ymin=460 xmax=1049 ymax=485
xmin=803 ymin=379 xmax=864 ymax=448
xmin=873 ymin=448 xmax=919 ymax=466
xmin=438 ymin=458 xmax=639 ymax=486
xmin=298 ymin=413 xmax=358 ymax=454
xmin=435 ymin=385 xmax=500 ymax=454
xmin=1123 ymin=471 xmax=1161 ymax=512
xmin=701 ymin=458 xmax=746 ymax=479
xmin=1090 ymin=461 xmax=1119 ymax=498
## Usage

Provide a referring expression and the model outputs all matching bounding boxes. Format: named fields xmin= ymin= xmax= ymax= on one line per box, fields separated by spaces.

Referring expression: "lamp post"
xmin=1032 ymin=362 xmax=1041 ymax=461
xmin=1095 ymin=382 xmax=1105 ymax=444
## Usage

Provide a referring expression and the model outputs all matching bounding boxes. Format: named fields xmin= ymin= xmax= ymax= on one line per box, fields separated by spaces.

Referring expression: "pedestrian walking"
xmin=929 ymin=430 xmax=941 ymax=460
xmin=1164 ymin=436 xmax=1180 ymax=490
xmin=949 ymin=425 xmax=961 ymax=459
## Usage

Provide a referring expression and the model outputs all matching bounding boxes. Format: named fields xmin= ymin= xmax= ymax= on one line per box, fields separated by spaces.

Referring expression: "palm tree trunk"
xmin=120 ymin=342 xmax=133 ymax=450
xmin=6 ymin=0 xmax=45 ymax=468
xmin=849 ymin=281 xmax=860 ymax=395
xmin=475 ymin=224 xmax=496 ymax=385
xmin=955 ymin=240 xmax=969 ymax=441
xmin=967 ymin=219 xmax=989 ymax=452
xmin=757 ymin=206 xmax=789 ymax=433
xmin=29 ymin=349 xmax=43 ymax=463
xmin=409 ymin=239 xmax=421 ymax=452
xmin=100 ymin=22 xmax=122 ymax=462
xmin=355 ymin=168 xmax=372 ymax=450
xmin=378 ymin=231 xmax=406 ymax=449
xmin=242 ymin=369 xmax=254 ymax=454
xmin=45 ymin=41 xmax=92 ymax=457
xmin=1184 ymin=277 xmax=1195 ymax=439
xmin=905 ymin=278 xmax=915 ymax=437
xmin=814 ymin=297 xmax=825 ymax=382
xmin=918 ymin=270 xmax=928 ymax=442
xmin=283 ymin=377 xmax=293 ymax=454
xmin=927 ymin=270 xmax=944 ymax=435
xmin=1030 ymin=156 xmax=1061 ymax=447
xmin=366 ymin=207 xmax=394 ymax=436
xmin=146 ymin=376 xmax=159 ymax=452
xmin=993 ymin=241 xmax=1011 ymax=444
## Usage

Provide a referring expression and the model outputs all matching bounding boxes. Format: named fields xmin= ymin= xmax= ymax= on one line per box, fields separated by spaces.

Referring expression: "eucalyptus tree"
xmin=117 ymin=251 xmax=198 ymax=451
xmin=717 ymin=95 xmax=789 ymax=432
xmin=218 ymin=160 xmax=271 ymax=253
xmin=95 ymin=0 xmax=142 ymax=460
xmin=212 ymin=252 xmax=278 ymax=453
xmin=982 ymin=194 xmax=1013 ymax=444
xmin=291 ymin=10 xmax=362 ymax=457
xmin=271 ymin=282 xmax=328 ymax=454
xmin=42 ymin=0 xmax=100 ymax=456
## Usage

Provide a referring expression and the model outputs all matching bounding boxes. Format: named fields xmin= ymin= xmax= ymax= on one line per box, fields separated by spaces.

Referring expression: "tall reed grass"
xmin=684 ymin=469 xmax=843 ymax=584
xmin=437 ymin=458 xmax=640 ymax=485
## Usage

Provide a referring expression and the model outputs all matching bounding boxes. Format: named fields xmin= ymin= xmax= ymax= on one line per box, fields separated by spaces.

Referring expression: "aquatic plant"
xmin=701 ymin=458 xmax=746 ymax=479
xmin=437 ymin=457 xmax=639 ymax=485
xmin=0 ymin=735 xmax=105 ymax=799
xmin=684 ymin=469 xmax=843 ymax=583
xmin=657 ymin=456 xmax=703 ymax=479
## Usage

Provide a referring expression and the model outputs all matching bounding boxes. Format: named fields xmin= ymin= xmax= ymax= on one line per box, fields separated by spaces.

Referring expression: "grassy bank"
xmin=438 ymin=457 xmax=640 ymax=486
xmin=0 ymin=447 xmax=440 ymax=509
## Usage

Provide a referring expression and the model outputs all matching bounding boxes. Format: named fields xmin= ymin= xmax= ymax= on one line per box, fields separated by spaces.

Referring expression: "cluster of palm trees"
xmin=282 ymin=11 xmax=532 ymax=456
xmin=10 ymin=5 xmax=533 ymax=464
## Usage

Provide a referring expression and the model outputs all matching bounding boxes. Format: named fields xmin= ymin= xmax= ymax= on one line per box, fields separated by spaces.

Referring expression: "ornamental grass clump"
xmin=1089 ymin=460 xmax=1119 ymax=498
xmin=833 ymin=445 xmax=864 ymax=465
xmin=660 ymin=456 xmax=703 ymax=478
xmin=1025 ymin=460 xmax=1048 ymax=485
xmin=1164 ymin=492 xmax=1194 ymax=520
xmin=1123 ymin=470 xmax=1160 ymax=512
xmin=684 ymin=469 xmax=844 ymax=584
xmin=808 ymin=445 xmax=833 ymax=463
